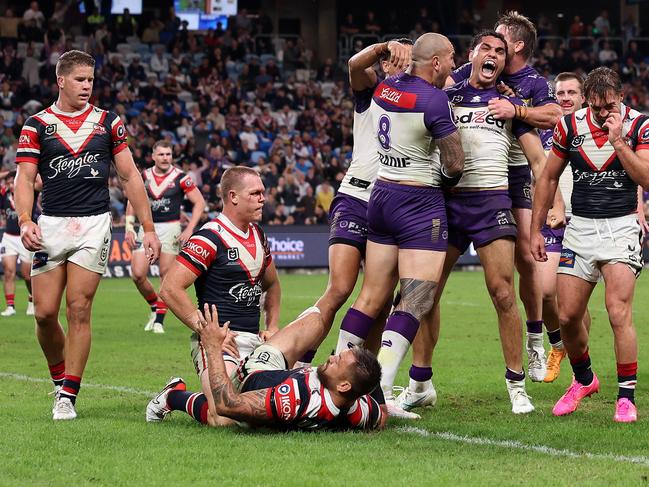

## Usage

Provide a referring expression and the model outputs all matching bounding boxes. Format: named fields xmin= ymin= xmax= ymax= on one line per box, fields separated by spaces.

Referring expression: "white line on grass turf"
xmin=4 ymin=371 xmax=649 ymax=467
xmin=398 ymin=426 xmax=649 ymax=467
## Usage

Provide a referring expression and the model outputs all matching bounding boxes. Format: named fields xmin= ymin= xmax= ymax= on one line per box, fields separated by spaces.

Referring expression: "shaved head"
xmin=412 ymin=33 xmax=452 ymax=64
xmin=409 ymin=33 xmax=455 ymax=88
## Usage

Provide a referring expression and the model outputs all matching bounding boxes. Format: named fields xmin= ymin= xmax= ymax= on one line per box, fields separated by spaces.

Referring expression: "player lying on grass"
xmin=146 ymin=305 xmax=387 ymax=431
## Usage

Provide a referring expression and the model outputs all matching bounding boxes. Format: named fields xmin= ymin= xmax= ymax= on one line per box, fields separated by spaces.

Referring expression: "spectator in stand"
xmin=239 ymin=125 xmax=259 ymax=151
xmin=150 ymin=46 xmax=169 ymax=78
xmin=22 ymin=2 xmax=45 ymax=31
xmin=0 ymin=8 xmax=20 ymax=40
xmin=364 ymin=11 xmax=382 ymax=35
xmin=593 ymin=10 xmax=611 ymax=37
xmin=599 ymin=41 xmax=619 ymax=66
xmin=340 ymin=13 xmax=360 ymax=35
xmin=315 ymin=179 xmax=334 ymax=213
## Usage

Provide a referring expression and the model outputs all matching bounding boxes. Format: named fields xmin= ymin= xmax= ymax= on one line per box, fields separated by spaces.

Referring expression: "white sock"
xmin=377 ymin=330 xmax=412 ymax=397
xmin=335 ymin=329 xmax=366 ymax=355
xmin=409 ymin=378 xmax=432 ymax=393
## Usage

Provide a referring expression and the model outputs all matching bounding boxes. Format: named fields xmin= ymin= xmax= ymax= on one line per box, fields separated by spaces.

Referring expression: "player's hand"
xmin=259 ymin=328 xmax=279 ymax=342
xmin=177 ymin=228 xmax=193 ymax=248
xmin=378 ymin=404 xmax=389 ymax=429
xmin=386 ymin=40 xmax=411 ymax=72
xmin=530 ymin=230 xmax=547 ymax=262
xmin=488 ymin=98 xmax=516 ymax=120
xmin=604 ymin=112 xmax=623 ymax=146
xmin=125 ymin=229 xmax=137 ymax=250
xmin=20 ymin=221 xmax=43 ymax=251
xmin=198 ymin=303 xmax=229 ymax=344
xmin=142 ymin=231 xmax=161 ymax=264
xmin=222 ymin=330 xmax=240 ymax=359
xmin=496 ymin=81 xmax=515 ymax=97
xmin=547 ymin=206 xmax=566 ymax=229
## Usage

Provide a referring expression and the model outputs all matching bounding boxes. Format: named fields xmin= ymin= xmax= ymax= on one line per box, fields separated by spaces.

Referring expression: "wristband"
xmin=18 ymin=212 xmax=32 ymax=227
xmin=125 ymin=215 xmax=135 ymax=233
xmin=440 ymin=165 xmax=463 ymax=187
xmin=142 ymin=221 xmax=155 ymax=233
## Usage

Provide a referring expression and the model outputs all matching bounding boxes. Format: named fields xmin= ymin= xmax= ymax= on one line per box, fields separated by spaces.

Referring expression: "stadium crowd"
xmin=1 ymin=3 xmax=649 ymax=229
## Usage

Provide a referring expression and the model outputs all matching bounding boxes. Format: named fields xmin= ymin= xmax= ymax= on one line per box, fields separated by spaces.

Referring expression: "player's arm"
xmin=637 ymin=186 xmax=649 ymax=235
xmin=259 ymin=261 xmax=281 ymax=340
xmin=124 ymin=200 xmax=138 ymax=249
xmin=113 ymin=148 xmax=160 ymax=262
xmin=606 ymin=114 xmax=649 ymax=187
xmin=488 ymin=100 xmax=562 ymax=129
xmin=158 ymin=260 xmax=208 ymax=332
xmin=437 ymin=130 xmax=465 ymax=182
xmin=517 ymin=130 xmax=546 ymax=182
xmin=200 ymin=304 xmax=274 ymax=425
xmin=348 ymin=40 xmax=409 ymax=91
xmin=15 ymin=163 xmax=42 ymax=251
xmin=531 ymin=151 xmax=568 ymax=263
xmin=178 ymin=187 xmax=206 ymax=247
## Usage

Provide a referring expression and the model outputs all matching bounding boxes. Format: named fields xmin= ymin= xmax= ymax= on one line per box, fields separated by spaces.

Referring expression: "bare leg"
xmin=32 ymin=265 xmax=67 ymax=366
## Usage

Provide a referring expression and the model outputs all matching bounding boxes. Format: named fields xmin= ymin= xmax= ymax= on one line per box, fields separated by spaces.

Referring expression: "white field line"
xmin=3 ymin=371 xmax=648 ymax=467
xmin=397 ymin=426 xmax=649 ymax=467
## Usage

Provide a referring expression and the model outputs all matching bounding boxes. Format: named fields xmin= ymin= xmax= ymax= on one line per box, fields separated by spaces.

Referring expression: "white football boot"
xmin=144 ymin=312 xmax=156 ymax=331
xmin=146 ymin=377 xmax=186 ymax=422
xmin=52 ymin=396 xmax=77 ymax=420
xmin=506 ymin=379 xmax=535 ymax=414
xmin=395 ymin=383 xmax=437 ymax=411
xmin=527 ymin=333 xmax=547 ymax=382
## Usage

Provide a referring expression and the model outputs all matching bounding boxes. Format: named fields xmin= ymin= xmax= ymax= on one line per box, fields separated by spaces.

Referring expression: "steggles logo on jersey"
xmin=150 ymin=197 xmax=171 ymax=213
xmin=48 ymin=153 xmax=99 ymax=179
xmin=574 ymin=168 xmax=628 ymax=186
xmin=228 ymin=282 xmax=263 ymax=306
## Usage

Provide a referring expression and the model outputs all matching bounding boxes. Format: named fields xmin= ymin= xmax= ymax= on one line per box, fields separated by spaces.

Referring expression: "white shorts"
xmin=0 ymin=233 xmax=33 ymax=263
xmin=190 ymin=331 xmax=264 ymax=377
xmin=135 ymin=221 xmax=181 ymax=255
xmin=32 ymin=212 xmax=112 ymax=276
xmin=558 ymin=214 xmax=643 ymax=282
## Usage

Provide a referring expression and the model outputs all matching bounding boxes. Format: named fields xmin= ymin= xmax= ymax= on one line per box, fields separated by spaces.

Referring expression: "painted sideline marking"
xmin=4 ymin=371 xmax=647 ymax=467
xmin=398 ymin=426 xmax=649 ymax=467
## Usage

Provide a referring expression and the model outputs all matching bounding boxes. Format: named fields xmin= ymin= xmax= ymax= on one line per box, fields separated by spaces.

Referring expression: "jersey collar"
xmin=50 ymin=102 xmax=91 ymax=117
xmin=217 ymin=212 xmax=250 ymax=238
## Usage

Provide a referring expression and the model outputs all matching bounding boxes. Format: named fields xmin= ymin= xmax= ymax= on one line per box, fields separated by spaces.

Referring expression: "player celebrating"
xmin=0 ymin=171 xmax=37 ymax=316
xmin=296 ymin=38 xmax=412 ymax=366
xmin=532 ymin=67 xmax=649 ymax=423
xmin=146 ymin=305 xmax=386 ymax=431
xmin=158 ymin=166 xmax=281 ymax=427
xmin=15 ymin=50 xmax=160 ymax=420
xmin=404 ymin=31 xmax=546 ymax=414
xmin=125 ymin=140 xmax=205 ymax=334
xmin=336 ymin=33 xmax=464 ymax=418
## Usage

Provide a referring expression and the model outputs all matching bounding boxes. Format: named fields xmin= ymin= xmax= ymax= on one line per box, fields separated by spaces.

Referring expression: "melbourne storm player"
xmin=15 ymin=50 xmax=160 ymax=420
xmin=450 ymin=12 xmax=563 ymax=381
xmin=406 ymin=31 xmax=545 ymax=414
xmin=297 ymin=38 xmax=412 ymax=367
xmin=125 ymin=140 xmax=205 ymax=334
xmin=532 ymin=67 xmax=649 ymax=423
xmin=159 ymin=166 xmax=280 ymax=426
xmin=0 ymin=172 xmax=39 ymax=316
xmin=146 ymin=305 xmax=385 ymax=431
xmin=337 ymin=33 xmax=464 ymax=418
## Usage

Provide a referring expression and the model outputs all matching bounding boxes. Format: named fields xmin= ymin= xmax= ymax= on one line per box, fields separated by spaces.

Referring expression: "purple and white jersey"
xmin=339 ymin=86 xmax=379 ymax=202
xmin=541 ymin=128 xmax=573 ymax=216
xmin=452 ymin=63 xmax=558 ymax=167
xmin=369 ymin=73 xmax=457 ymax=186
xmin=446 ymin=80 xmax=533 ymax=188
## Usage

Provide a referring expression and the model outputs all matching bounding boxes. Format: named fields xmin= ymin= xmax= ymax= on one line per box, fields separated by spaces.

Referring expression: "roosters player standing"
xmin=15 ymin=50 xmax=160 ymax=420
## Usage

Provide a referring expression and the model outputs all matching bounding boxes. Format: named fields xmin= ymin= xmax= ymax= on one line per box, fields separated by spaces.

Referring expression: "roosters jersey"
xmin=177 ymin=214 xmax=272 ymax=334
xmin=452 ymin=64 xmax=558 ymax=167
xmin=552 ymin=104 xmax=649 ymax=218
xmin=16 ymin=104 xmax=128 ymax=217
xmin=142 ymin=167 xmax=196 ymax=223
xmin=370 ymin=72 xmax=457 ymax=186
xmin=242 ymin=367 xmax=384 ymax=431
xmin=0 ymin=188 xmax=40 ymax=236
xmin=446 ymin=80 xmax=534 ymax=188
xmin=338 ymin=85 xmax=379 ymax=202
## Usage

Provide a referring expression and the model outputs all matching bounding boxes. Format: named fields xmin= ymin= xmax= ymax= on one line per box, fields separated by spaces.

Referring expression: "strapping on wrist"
xmin=18 ymin=212 xmax=32 ymax=227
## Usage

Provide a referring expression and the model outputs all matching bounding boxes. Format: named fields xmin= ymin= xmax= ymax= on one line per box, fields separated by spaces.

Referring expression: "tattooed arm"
xmin=199 ymin=304 xmax=274 ymax=426
xmin=437 ymin=130 xmax=465 ymax=178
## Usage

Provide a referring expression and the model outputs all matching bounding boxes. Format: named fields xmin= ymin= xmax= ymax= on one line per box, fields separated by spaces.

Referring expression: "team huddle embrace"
xmin=16 ymin=11 xmax=646 ymax=429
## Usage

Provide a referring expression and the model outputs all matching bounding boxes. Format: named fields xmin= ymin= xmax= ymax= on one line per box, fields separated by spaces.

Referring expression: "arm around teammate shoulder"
xmin=488 ymin=99 xmax=563 ymax=130
xmin=114 ymin=148 xmax=161 ymax=262
xmin=606 ymin=113 xmax=649 ymax=188
xmin=15 ymin=163 xmax=42 ymax=251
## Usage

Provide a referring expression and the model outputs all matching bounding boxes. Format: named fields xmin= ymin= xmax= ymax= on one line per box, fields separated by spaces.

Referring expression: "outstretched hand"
xmin=197 ymin=303 xmax=229 ymax=346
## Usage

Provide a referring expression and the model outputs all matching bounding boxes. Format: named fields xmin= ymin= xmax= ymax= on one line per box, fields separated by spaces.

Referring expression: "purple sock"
xmin=297 ymin=350 xmax=316 ymax=363
xmin=384 ymin=311 xmax=419 ymax=343
xmin=340 ymin=308 xmax=374 ymax=340
xmin=505 ymin=368 xmax=525 ymax=382
xmin=526 ymin=320 xmax=543 ymax=334
xmin=409 ymin=365 xmax=432 ymax=382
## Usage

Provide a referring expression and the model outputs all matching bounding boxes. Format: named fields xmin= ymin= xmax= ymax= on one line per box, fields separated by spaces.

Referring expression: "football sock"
xmin=5 ymin=293 xmax=14 ymax=308
xmin=570 ymin=349 xmax=594 ymax=386
xmin=335 ymin=308 xmax=374 ymax=354
xmin=505 ymin=368 xmax=525 ymax=382
xmin=145 ymin=292 xmax=158 ymax=313
xmin=48 ymin=360 xmax=65 ymax=388
xmin=526 ymin=320 xmax=543 ymax=334
xmin=60 ymin=374 xmax=81 ymax=404
xmin=168 ymin=390 xmax=209 ymax=424
xmin=617 ymin=362 xmax=637 ymax=404
xmin=378 ymin=311 xmax=419 ymax=395
xmin=294 ymin=350 xmax=316 ymax=368
xmin=409 ymin=365 xmax=433 ymax=392
xmin=25 ymin=279 xmax=32 ymax=296
xmin=547 ymin=329 xmax=563 ymax=349
xmin=155 ymin=300 xmax=167 ymax=324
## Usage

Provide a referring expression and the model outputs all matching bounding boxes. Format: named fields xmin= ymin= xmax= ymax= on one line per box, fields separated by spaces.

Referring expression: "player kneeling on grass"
xmin=146 ymin=305 xmax=387 ymax=430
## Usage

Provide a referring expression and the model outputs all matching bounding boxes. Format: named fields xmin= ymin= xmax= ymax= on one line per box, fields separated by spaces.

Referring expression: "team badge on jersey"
xmin=227 ymin=248 xmax=239 ymax=261
xmin=45 ymin=124 xmax=57 ymax=136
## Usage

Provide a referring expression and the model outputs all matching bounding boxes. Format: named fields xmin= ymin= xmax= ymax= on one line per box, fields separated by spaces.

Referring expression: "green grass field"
xmin=2 ymin=271 xmax=649 ymax=486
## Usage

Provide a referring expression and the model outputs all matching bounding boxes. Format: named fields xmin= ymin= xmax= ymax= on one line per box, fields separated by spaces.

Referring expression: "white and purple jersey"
xmin=452 ymin=63 xmax=558 ymax=167
xmin=370 ymin=72 xmax=457 ymax=186
xmin=338 ymin=86 xmax=379 ymax=202
xmin=446 ymin=80 xmax=534 ymax=188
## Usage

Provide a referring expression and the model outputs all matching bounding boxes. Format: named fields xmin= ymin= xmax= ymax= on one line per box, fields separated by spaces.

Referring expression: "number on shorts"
xmin=378 ymin=115 xmax=391 ymax=150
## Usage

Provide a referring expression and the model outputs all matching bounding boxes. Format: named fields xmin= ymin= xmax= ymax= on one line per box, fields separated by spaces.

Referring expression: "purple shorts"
xmin=508 ymin=165 xmax=532 ymax=210
xmin=328 ymin=193 xmax=369 ymax=253
xmin=446 ymin=189 xmax=517 ymax=253
xmin=541 ymin=223 xmax=566 ymax=253
xmin=367 ymin=180 xmax=448 ymax=251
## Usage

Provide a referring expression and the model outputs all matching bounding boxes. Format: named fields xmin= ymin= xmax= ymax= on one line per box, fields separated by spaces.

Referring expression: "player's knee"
xmin=34 ymin=308 xmax=59 ymax=327
xmin=132 ymin=272 xmax=147 ymax=285
xmin=396 ymin=279 xmax=437 ymax=321
xmin=4 ymin=269 xmax=15 ymax=280
xmin=488 ymin=284 xmax=516 ymax=312
xmin=324 ymin=281 xmax=354 ymax=309
xmin=66 ymin=298 xmax=92 ymax=323
xmin=605 ymin=301 xmax=632 ymax=328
